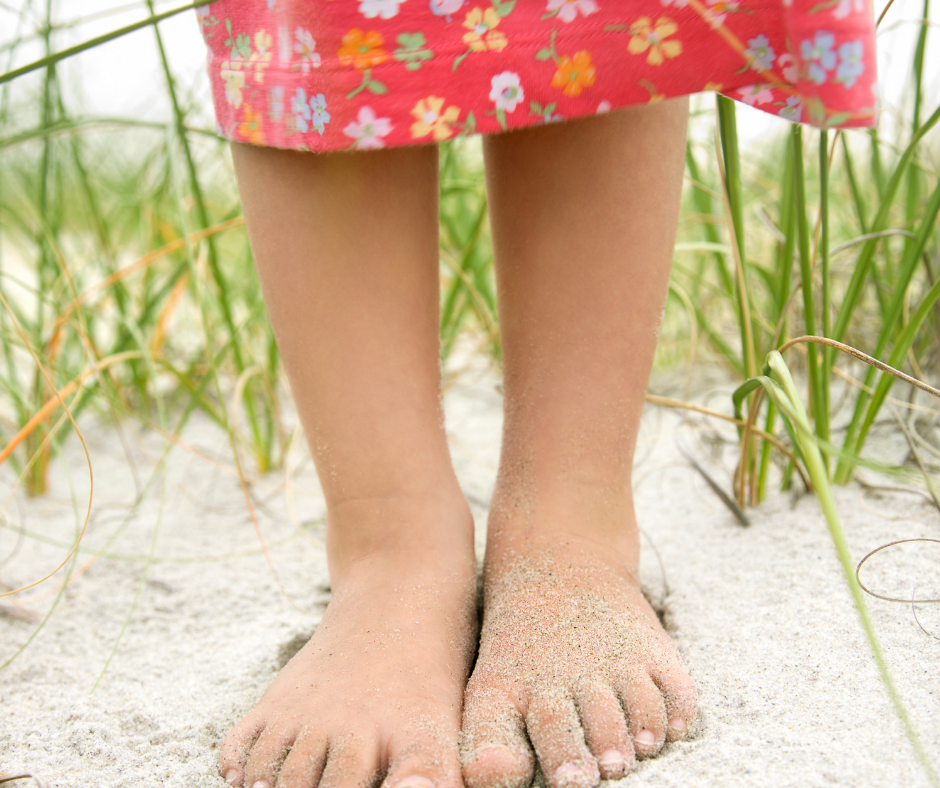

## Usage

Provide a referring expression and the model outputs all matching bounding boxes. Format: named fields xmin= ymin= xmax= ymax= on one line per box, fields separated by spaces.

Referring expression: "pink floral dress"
xmin=197 ymin=0 xmax=877 ymax=151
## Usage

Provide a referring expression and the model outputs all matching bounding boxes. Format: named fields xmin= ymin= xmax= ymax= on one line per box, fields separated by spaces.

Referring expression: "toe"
xmin=274 ymin=729 xmax=328 ymax=788
xmin=650 ymin=662 xmax=697 ymax=742
xmin=461 ymin=684 xmax=534 ymax=788
xmin=384 ymin=717 xmax=462 ymax=788
xmin=220 ymin=714 xmax=266 ymax=787
xmin=244 ymin=724 xmax=299 ymax=788
xmin=574 ymin=680 xmax=633 ymax=780
xmin=525 ymin=694 xmax=599 ymax=788
xmin=317 ymin=733 xmax=382 ymax=788
xmin=614 ymin=672 xmax=667 ymax=760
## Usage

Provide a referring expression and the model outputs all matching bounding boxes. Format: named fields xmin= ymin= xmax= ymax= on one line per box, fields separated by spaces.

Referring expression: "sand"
xmin=1 ymin=365 xmax=938 ymax=788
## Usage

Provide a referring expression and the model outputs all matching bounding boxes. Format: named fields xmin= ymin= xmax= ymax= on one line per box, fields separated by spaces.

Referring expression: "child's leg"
xmin=219 ymin=143 xmax=477 ymax=788
xmin=462 ymin=100 xmax=695 ymax=788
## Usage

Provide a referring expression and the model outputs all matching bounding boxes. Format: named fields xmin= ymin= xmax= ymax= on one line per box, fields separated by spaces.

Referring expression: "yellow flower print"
xmin=238 ymin=104 xmax=265 ymax=144
xmin=220 ymin=62 xmax=246 ymax=107
xmin=550 ymin=51 xmax=596 ymax=96
xmin=338 ymin=29 xmax=389 ymax=69
xmin=247 ymin=30 xmax=273 ymax=83
xmin=627 ymin=17 xmax=682 ymax=66
xmin=410 ymin=96 xmax=461 ymax=141
xmin=462 ymin=8 xmax=508 ymax=52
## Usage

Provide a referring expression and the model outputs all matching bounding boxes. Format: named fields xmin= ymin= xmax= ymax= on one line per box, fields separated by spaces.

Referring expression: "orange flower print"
xmin=550 ymin=51 xmax=596 ymax=96
xmin=410 ymin=96 xmax=461 ymax=141
xmin=462 ymin=8 xmax=508 ymax=52
xmin=627 ymin=17 xmax=682 ymax=66
xmin=338 ymin=29 xmax=388 ymax=69
xmin=238 ymin=104 xmax=265 ymax=144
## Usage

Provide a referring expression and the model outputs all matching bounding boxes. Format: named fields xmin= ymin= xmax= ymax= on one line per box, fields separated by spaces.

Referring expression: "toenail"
xmin=669 ymin=717 xmax=688 ymax=733
xmin=223 ymin=771 xmax=239 ymax=786
xmin=392 ymin=778 xmax=436 ymax=788
xmin=554 ymin=762 xmax=589 ymax=786
xmin=251 ymin=781 xmax=270 ymax=788
xmin=634 ymin=729 xmax=656 ymax=745
xmin=597 ymin=749 xmax=626 ymax=768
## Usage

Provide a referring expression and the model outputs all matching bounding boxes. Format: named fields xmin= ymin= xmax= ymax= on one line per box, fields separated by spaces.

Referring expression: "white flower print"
xmin=833 ymin=0 xmax=864 ymax=19
xmin=779 ymin=95 xmax=803 ymax=122
xmin=744 ymin=34 xmax=775 ymax=71
xmin=777 ymin=52 xmax=798 ymax=83
xmin=736 ymin=84 xmax=774 ymax=105
xmin=801 ymin=31 xmax=837 ymax=85
xmin=359 ymin=0 xmax=407 ymax=19
xmin=489 ymin=71 xmax=525 ymax=112
xmin=343 ymin=106 xmax=394 ymax=149
xmin=430 ymin=0 xmax=465 ymax=17
xmin=295 ymin=28 xmax=322 ymax=72
xmin=546 ymin=0 xmax=599 ymax=23
xmin=835 ymin=40 xmax=864 ymax=87
xmin=597 ymin=100 xmax=612 ymax=113
xmin=659 ymin=0 xmax=689 ymax=6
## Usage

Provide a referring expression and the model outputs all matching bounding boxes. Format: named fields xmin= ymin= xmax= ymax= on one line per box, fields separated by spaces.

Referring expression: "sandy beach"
xmin=1 ymin=366 xmax=938 ymax=787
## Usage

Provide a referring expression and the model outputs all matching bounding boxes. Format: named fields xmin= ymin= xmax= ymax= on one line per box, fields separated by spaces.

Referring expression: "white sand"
xmin=1 ymin=366 xmax=938 ymax=788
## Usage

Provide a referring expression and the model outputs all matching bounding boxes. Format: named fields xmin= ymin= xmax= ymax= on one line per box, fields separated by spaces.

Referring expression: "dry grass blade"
xmin=679 ymin=446 xmax=750 ymax=526
xmin=0 ymin=288 xmax=93 ymax=600
xmin=856 ymin=538 xmax=940 ymax=604
xmin=0 ymin=604 xmax=41 ymax=624
xmin=778 ymin=335 xmax=940 ymax=400
xmin=890 ymin=405 xmax=940 ymax=511
xmin=0 ymin=773 xmax=49 ymax=788
xmin=645 ymin=393 xmax=812 ymax=490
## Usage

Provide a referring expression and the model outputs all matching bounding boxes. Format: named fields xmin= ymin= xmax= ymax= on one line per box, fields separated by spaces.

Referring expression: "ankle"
xmin=326 ymin=486 xmax=475 ymax=586
xmin=485 ymin=482 xmax=641 ymax=570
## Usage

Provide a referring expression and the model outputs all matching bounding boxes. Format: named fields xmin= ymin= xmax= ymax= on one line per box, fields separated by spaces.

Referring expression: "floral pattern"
xmin=200 ymin=0 xmax=877 ymax=151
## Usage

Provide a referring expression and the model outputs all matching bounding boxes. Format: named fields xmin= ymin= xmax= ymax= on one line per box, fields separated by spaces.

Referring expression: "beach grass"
xmin=0 ymin=0 xmax=938 ymax=780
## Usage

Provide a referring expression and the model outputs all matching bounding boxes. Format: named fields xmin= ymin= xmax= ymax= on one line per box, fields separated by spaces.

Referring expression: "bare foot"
xmin=220 ymin=542 xmax=477 ymax=788
xmin=461 ymin=530 xmax=696 ymax=788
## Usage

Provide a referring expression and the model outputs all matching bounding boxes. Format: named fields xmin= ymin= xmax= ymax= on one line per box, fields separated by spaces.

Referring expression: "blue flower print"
xmin=292 ymin=87 xmax=312 ymax=132
xmin=835 ymin=40 xmax=864 ymax=88
xmin=744 ymin=34 xmax=775 ymax=72
xmin=292 ymin=88 xmax=330 ymax=135
xmin=311 ymin=93 xmax=331 ymax=134
xmin=269 ymin=85 xmax=284 ymax=123
xmin=800 ymin=31 xmax=837 ymax=85
xmin=778 ymin=95 xmax=803 ymax=122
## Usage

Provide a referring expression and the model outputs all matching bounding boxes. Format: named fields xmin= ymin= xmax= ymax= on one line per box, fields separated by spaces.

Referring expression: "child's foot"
xmin=220 ymin=502 xmax=477 ymax=788
xmin=461 ymin=521 xmax=696 ymax=788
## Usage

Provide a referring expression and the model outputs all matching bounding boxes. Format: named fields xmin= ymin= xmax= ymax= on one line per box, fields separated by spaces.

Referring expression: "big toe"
xmin=384 ymin=717 xmax=463 ymax=788
xmin=461 ymin=684 xmax=534 ymax=788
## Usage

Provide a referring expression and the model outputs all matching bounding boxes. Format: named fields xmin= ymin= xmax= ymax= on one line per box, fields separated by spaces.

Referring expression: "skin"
xmin=221 ymin=98 xmax=694 ymax=788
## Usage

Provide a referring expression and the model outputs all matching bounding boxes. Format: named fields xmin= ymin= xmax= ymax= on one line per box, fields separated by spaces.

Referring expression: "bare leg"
xmin=462 ymin=100 xmax=695 ymax=788
xmin=220 ymin=143 xmax=477 ymax=788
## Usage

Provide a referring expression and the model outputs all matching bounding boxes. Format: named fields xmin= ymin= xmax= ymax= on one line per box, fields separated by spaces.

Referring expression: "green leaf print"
xmin=491 ymin=0 xmax=516 ymax=17
xmin=394 ymin=32 xmax=433 ymax=71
